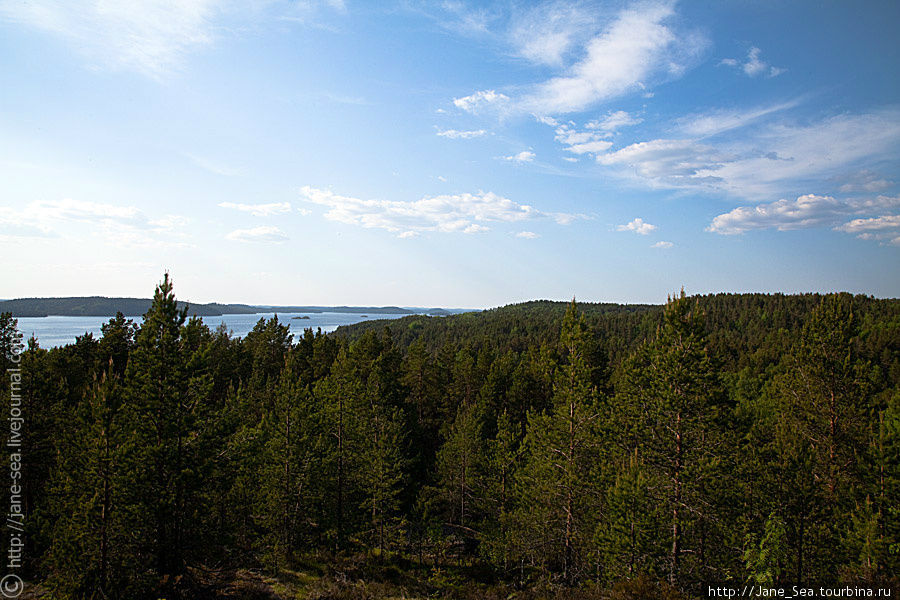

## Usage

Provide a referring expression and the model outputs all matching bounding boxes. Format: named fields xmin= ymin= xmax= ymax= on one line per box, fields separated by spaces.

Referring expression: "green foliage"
xmin=743 ymin=512 xmax=789 ymax=585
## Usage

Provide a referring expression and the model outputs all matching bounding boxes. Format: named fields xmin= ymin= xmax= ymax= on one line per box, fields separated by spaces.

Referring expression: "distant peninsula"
xmin=0 ymin=297 xmax=443 ymax=318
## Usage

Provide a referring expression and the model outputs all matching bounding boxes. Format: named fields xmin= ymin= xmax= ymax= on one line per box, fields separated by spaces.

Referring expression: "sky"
xmin=1 ymin=0 xmax=899 ymax=308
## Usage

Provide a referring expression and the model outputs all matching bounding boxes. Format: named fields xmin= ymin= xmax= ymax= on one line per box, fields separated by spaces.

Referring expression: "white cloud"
xmin=218 ymin=201 xmax=292 ymax=216
xmin=675 ymin=100 xmax=801 ymax=137
xmin=835 ymin=211 xmax=900 ymax=243
xmin=721 ymin=46 xmax=785 ymax=78
xmin=0 ymin=0 xmax=346 ymax=78
xmin=0 ymin=198 xmax=190 ymax=247
xmin=0 ymin=0 xmax=223 ymax=78
xmin=516 ymin=230 xmax=539 ymax=239
xmin=300 ymin=185 xmax=573 ymax=236
xmin=836 ymin=215 xmax=900 ymax=234
xmin=708 ymin=194 xmax=844 ymax=234
xmin=508 ymin=2 xmax=593 ymax=66
xmin=568 ymin=140 xmax=614 ymax=155
xmin=617 ymin=217 xmax=657 ymax=235
xmin=838 ymin=170 xmax=894 ymax=194
xmin=436 ymin=128 xmax=487 ymax=139
xmin=597 ymin=138 xmax=731 ymax=187
xmin=652 ymin=240 xmax=673 ymax=248
xmin=534 ymin=115 xmax=559 ymax=127
xmin=453 ymin=90 xmax=509 ymax=113
xmin=432 ymin=1 xmax=496 ymax=37
xmin=44 ymin=198 xmax=140 ymax=222
xmin=503 ymin=150 xmax=535 ymax=163
xmin=707 ymin=194 xmax=900 ymax=236
xmin=225 ymin=225 xmax=289 ymax=243
xmin=587 ymin=110 xmax=642 ymax=132
xmin=595 ymin=109 xmax=900 ymax=199
xmin=521 ymin=3 xmax=705 ymax=114
xmin=550 ymin=121 xmax=614 ymax=155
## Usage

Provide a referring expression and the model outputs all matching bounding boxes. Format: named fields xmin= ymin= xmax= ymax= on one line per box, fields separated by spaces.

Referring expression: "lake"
xmin=14 ymin=311 xmax=418 ymax=348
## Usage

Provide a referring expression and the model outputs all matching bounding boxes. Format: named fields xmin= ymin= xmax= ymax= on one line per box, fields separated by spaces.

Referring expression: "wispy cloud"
xmin=597 ymin=138 xmax=731 ymax=187
xmin=0 ymin=0 xmax=224 ymax=78
xmin=430 ymin=1 xmax=497 ymax=37
xmin=507 ymin=1 xmax=595 ymax=66
xmin=617 ymin=217 xmax=657 ymax=235
xmin=453 ymin=90 xmax=509 ymax=113
xmin=0 ymin=198 xmax=189 ymax=247
xmin=837 ymin=170 xmax=894 ymax=194
xmin=300 ymin=185 xmax=574 ymax=237
xmin=436 ymin=128 xmax=487 ymax=139
xmin=720 ymin=46 xmax=785 ymax=78
xmin=675 ymin=100 xmax=801 ymax=137
xmin=218 ymin=201 xmax=292 ymax=216
xmin=652 ymin=240 xmax=673 ymax=248
xmin=596 ymin=108 xmax=900 ymax=199
xmin=520 ymin=2 xmax=706 ymax=114
xmin=0 ymin=0 xmax=346 ymax=79
xmin=707 ymin=194 xmax=900 ymax=238
xmin=503 ymin=150 xmax=535 ymax=163
xmin=587 ymin=110 xmax=642 ymax=132
xmin=225 ymin=225 xmax=289 ymax=243
xmin=549 ymin=121 xmax=614 ymax=155
xmin=516 ymin=230 xmax=539 ymax=239
xmin=185 ymin=153 xmax=244 ymax=177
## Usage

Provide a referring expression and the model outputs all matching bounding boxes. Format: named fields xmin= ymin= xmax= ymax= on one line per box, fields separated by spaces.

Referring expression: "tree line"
xmin=1 ymin=275 xmax=898 ymax=598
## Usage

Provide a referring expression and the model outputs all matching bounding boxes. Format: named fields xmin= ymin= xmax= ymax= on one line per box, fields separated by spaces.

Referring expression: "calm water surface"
xmin=16 ymin=312 xmax=413 ymax=348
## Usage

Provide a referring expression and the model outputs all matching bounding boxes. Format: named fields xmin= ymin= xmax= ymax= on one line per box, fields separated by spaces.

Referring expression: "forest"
xmin=1 ymin=275 xmax=899 ymax=599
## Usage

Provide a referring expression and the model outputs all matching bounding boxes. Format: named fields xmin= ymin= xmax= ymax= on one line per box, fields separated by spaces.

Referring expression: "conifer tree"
xmin=614 ymin=290 xmax=723 ymax=586
xmin=772 ymin=294 xmax=875 ymax=581
xmin=515 ymin=300 xmax=602 ymax=584
xmin=259 ymin=370 xmax=322 ymax=567
xmin=125 ymin=274 xmax=213 ymax=581
xmin=596 ymin=452 xmax=663 ymax=581
xmin=45 ymin=372 xmax=138 ymax=597
xmin=359 ymin=348 xmax=407 ymax=557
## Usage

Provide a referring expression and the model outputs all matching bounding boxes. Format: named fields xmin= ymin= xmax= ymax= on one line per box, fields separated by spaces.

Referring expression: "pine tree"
xmin=432 ymin=398 xmax=485 ymax=540
xmin=259 ymin=370 xmax=323 ymax=567
xmin=515 ymin=300 xmax=602 ymax=584
xmin=772 ymin=294 xmax=875 ymax=581
xmin=124 ymin=274 xmax=213 ymax=582
xmin=316 ymin=345 xmax=365 ymax=550
xmin=480 ymin=409 xmax=521 ymax=572
xmin=359 ymin=348 xmax=407 ymax=557
xmin=45 ymin=372 xmax=139 ymax=597
xmin=614 ymin=290 xmax=723 ymax=586
xmin=596 ymin=452 xmax=663 ymax=581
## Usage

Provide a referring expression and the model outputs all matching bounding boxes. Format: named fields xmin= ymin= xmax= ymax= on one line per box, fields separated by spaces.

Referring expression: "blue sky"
xmin=1 ymin=0 xmax=898 ymax=307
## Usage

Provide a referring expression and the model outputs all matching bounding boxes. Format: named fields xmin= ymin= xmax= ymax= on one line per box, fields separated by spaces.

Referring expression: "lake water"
xmin=15 ymin=311 xmax=417 ymax=348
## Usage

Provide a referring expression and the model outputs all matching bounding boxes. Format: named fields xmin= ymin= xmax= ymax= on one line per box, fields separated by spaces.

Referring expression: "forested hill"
xmin=0 ymin=296 xmax=260 ymax=317
xmin=335 ymin=293 xmax=900 ymax=374
xmin=0 ymin=296 xmax=423 ymax=317
xmin=3 ymin=283 xmax=900 ymax=598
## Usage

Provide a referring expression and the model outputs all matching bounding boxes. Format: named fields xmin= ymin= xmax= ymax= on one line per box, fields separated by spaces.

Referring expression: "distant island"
xmin=0 ymin=296 xmax=459 ymax=318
